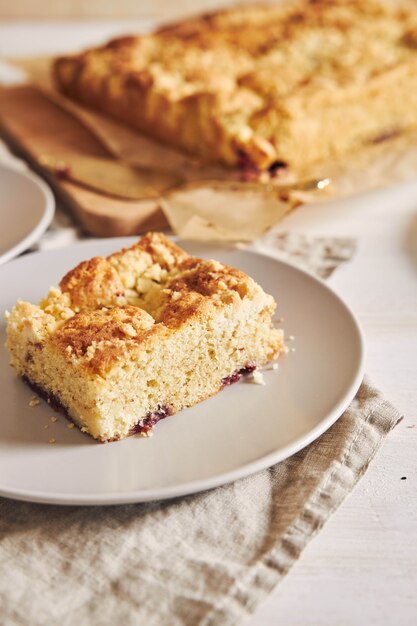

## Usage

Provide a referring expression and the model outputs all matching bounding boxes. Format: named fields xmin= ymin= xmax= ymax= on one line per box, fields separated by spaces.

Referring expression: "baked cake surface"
xmin=54 ymin=0 xmax=417 ymax=173
xmin=6 ymin=233 xmax=283 ymax=442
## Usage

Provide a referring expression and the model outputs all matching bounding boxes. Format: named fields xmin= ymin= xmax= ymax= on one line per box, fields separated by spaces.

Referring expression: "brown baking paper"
xmin=4 ymin=55 xmax=417 ymax=241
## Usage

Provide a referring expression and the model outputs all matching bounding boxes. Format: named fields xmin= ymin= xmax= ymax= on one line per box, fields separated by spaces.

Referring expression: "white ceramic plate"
xmin=0 ymin=165 xmax=55 ymax=265
xmin=0 ymin=238 xmax=365 ymax=505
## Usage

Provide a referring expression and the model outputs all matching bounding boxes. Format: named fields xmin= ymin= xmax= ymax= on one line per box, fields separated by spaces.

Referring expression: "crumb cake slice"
xmin=6 ymin=234 xmax=283 ymax=442
xmin=53 ymin=0 xmax=417 ymax=173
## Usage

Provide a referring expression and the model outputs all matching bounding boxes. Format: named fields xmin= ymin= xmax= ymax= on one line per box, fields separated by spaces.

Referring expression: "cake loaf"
xmin=54 ymin=0 xmax=417 ymax=174
xmin=6 ymin=234 xmax=283 ymax=442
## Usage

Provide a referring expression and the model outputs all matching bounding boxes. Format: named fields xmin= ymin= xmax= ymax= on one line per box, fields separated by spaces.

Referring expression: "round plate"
xmin=0 ymin=238 xmax=365 ymax=505
xmin=0 ymin=165 xmax=55 ymax=265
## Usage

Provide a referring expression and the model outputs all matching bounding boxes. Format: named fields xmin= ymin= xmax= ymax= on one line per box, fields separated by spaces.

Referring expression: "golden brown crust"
xmin=59 ymin=257 xmax=126 ymax=311
xmin=53 ymin=0 xmax=417 ymax=172
xmin=169 ymin=258 xmax=252 ymax=300
xmin=52 ymin=305 xmax=155 ymax=358
xmin=133 ymin=232 xmax=190 ymax=269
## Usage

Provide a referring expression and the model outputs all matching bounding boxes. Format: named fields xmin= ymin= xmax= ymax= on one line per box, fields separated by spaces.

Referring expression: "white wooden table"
xmin=1 ymin=21 xmax=416 ymax=626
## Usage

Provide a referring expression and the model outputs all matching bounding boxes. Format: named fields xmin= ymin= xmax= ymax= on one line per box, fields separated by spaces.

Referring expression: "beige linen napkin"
xmin=0 ymin=209 xmax=402 ymax=625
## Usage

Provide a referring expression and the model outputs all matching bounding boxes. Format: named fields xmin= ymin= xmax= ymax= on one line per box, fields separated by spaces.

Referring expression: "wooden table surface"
xmin=1 ymin=20 xmax=416 ymax=626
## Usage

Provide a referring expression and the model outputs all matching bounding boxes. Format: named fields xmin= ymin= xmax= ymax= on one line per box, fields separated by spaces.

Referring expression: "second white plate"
xmin=0 ymin=239 xmax=364 ymax=505
xmin=0 ymin=164 xmax=55 ymax=264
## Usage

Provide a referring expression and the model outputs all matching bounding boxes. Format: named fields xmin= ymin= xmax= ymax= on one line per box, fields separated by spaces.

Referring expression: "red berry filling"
xmin=221 ymin=363 xmax=256 ymax=386
xmin=130 ymin=404 xmax=173 ymax=436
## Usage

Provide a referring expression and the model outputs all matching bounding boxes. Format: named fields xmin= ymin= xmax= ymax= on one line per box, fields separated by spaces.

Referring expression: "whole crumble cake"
xmin=54 ymin=0 xmax=417 ymax=174
xmin=6 ymin=234 xmax=284 ymax=442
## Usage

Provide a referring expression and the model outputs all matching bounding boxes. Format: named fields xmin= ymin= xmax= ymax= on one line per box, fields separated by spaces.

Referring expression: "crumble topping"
xmin=19 ymin=233 xmax=274 ymax=376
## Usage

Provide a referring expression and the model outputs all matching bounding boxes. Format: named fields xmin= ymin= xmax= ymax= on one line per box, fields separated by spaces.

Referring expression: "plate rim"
xmin=0 ymin=164 xmax=55 ymax=265
xmin=0 ymin=237 xmax=366 ymax=505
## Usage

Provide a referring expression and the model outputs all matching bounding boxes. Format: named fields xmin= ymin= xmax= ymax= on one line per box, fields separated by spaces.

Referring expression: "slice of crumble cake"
xmin=6 ymin=234 xmax=283 ymax=441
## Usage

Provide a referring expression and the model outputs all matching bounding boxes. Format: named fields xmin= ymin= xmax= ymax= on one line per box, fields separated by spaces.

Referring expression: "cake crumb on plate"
xmin=250 ymin=371 xmax=266 ymax=386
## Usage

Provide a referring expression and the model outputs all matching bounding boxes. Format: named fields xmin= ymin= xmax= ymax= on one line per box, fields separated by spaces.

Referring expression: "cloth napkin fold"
xmin=0 ymin=149 xmax=402 ymax=625
xmin=0 ymin=380 xmax=401 ymax=626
